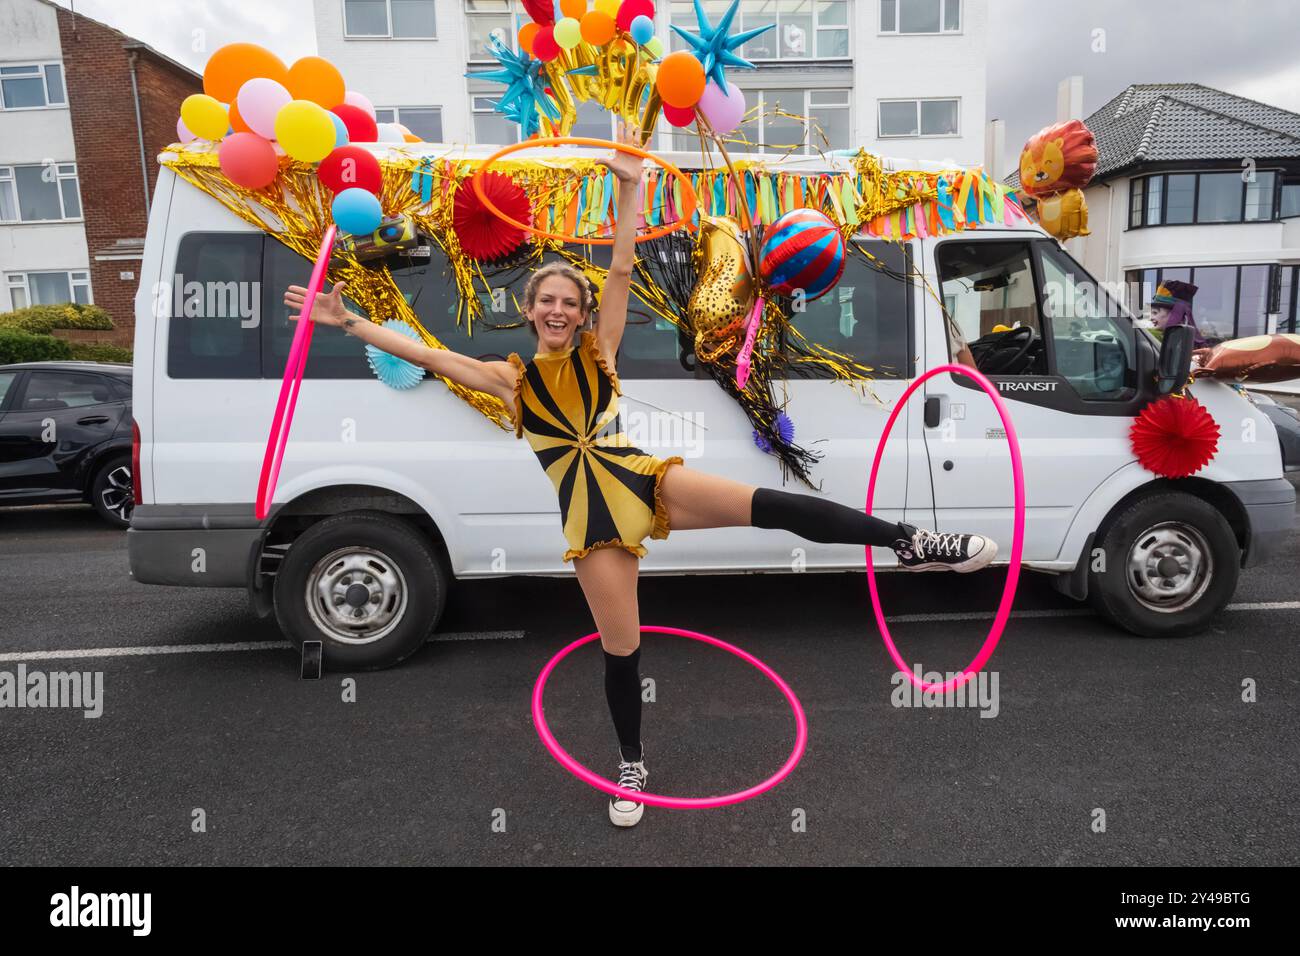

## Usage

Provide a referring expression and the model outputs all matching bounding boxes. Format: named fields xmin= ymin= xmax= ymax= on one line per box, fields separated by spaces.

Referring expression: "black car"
xmin=0 ymin=361 xmax=134 ymax=527
xmin=1250 ymin=390 xmax=1300 ymax=472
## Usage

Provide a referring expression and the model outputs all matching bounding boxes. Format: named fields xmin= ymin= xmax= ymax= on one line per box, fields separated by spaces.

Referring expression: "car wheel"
xmin=273 ymin=511 xmax=448 ymax=671
xmin=90 ymin=454 xmax=133 ymax=528
xmin=1088 ymin=492 xmax=1239 ymax=637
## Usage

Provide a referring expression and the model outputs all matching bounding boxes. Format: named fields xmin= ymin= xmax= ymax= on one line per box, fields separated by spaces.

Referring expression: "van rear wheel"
xmin=273 ymin=511 xmax=447 ymax=670
xmin=1088 ymin=492 xmax=1239 ymax=637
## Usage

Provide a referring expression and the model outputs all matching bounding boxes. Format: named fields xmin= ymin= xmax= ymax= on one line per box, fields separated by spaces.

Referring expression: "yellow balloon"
xmin=180 ymin=93 xmax=229 ymax=141
xmin=1036 ymin=188 xmax=1090 ymax=240
xmin=689 ymin=215 xmax=756 ymax=359
xmin=595 ymin=0 xmax=620 ymax=15
xmin=274 ymin=99 xmax=336 ymax=163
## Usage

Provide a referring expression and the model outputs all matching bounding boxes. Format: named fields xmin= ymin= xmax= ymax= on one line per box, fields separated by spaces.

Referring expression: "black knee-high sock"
xmin=750 ymin=487 xmax=908 ymax=547
xmin=603 ymin=648 xmax=642 ymax=762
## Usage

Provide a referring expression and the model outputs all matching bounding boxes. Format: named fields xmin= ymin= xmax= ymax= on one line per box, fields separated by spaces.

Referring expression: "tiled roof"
xmin=1006 ymin=83 xmax=1300 ymax=186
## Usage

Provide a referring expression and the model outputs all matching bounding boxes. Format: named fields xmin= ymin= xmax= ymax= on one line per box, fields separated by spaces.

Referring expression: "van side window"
xmin=262 ymin=239 xmax=370 ymax=378
xmin=1035 ymin=241 xmax=1137 ymax=401
xmin=781 ymin=239 xmax=913 ymax=379
xmin=936 ymin=240 xmax=1048 ymax=376
xmin=168 ymin=233 xmax=263 ymax=379
xmin=584 ymin=243 xmax=696 ymax=379
xmin=388 ymin=251 xmax=536 ymax=363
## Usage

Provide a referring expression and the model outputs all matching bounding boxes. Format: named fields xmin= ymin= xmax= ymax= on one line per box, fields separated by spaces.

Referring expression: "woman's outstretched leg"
xmin=659 ymin=463 xmax=997 ymax=572
xmin=572 ymin=546 xmax=650 ymax=827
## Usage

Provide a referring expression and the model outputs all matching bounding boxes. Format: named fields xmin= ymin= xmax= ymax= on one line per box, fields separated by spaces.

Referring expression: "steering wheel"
xmin=973 ymin=326 xmax=1036 ymax=375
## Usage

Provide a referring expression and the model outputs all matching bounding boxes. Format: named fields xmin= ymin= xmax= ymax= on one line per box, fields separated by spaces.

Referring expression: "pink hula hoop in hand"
xmin=865 ymin=363 xmax=1025 ymax=694
xmin=255 ymin=225 xmax=336 ymax=521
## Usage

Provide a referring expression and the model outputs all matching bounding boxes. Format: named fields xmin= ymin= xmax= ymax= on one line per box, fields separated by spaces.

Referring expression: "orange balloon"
xmin=518 ymin=22 xmax=540 ymax=54
xmin=560 ymin=0 xmax=587 ymax=18
xmin=403 ymin=132 xmax=421 ymax=143
xmin=287 ymin=56 xmax=346 ymax=109
xmin=228 ymin=98 xmax=253 ymax=134
xmin=656 ymin=51 xmax=706 ymax=109
xmin=203 ymin=43 xmax=289 ymax=102
xmin=579 ymin=11 xmax=615 ymax=45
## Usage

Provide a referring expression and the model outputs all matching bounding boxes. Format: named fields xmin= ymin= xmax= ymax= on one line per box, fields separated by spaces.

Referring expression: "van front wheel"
xmin=1088 ymin=492 xmax=1239 ymax=637
xmin=273 ymin=511 xmax=447 ymax=670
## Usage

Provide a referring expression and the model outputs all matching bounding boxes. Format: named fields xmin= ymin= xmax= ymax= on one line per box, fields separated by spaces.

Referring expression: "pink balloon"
xmin=698 ymin=79 xmax=746 ymax=136
xmin=236 ymin=77 xmax=292 ymax=140
xmin=218 ymin=132 xmax=280 ymax=189
xmin=343 ymin=89 xmax=376 ymax=121
xmin=176 ymin=116 xmax=196 ymax=144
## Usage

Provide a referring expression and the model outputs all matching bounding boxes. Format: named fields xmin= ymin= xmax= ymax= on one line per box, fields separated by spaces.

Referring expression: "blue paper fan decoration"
xmin=365 ymin=320 xmax=426 ymax=389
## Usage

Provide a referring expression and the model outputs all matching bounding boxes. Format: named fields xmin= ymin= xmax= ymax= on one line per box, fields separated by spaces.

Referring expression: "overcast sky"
xmin=50 ymin=0 xmax=1300 ymax=176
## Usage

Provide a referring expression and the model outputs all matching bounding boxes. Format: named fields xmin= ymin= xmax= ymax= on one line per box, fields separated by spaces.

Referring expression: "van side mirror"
xmin=1156 ymin=324 xmax=1194 ymax=395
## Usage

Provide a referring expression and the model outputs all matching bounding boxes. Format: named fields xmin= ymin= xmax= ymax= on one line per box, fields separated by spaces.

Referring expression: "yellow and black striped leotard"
xmin=508 ymin=330 xmax=684 ymax=563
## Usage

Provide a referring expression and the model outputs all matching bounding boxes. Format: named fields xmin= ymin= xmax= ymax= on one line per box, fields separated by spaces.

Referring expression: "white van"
xmin=127 ymin=144 xmax=1297 ymax=669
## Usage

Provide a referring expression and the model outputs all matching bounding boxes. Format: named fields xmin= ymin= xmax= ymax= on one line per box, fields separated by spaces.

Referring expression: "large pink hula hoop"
xmin=532 ymin=626 xmax=807 ymax=810
xmin=865 ymin=363 xmax=1025 ymax=694
xmin=256 ymin=225 xmax=336 ymax=521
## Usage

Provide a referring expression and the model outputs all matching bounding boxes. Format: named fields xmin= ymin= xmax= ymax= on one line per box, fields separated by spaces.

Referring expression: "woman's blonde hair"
xmin=521 ymin=261 xmax=596 ymax=337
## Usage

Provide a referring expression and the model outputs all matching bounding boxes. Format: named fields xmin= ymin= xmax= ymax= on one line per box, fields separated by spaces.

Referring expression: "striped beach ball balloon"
xmin=758 ymin=209 xmax=846 ymax=301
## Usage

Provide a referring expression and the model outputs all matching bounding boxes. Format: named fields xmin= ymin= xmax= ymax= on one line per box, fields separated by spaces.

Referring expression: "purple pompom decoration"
xmin=752 ymin=411 xmax=795 ymax=454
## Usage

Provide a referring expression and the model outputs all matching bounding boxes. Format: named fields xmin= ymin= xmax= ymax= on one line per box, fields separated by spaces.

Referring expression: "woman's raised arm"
xmin=594 ymin=121 xmax=646 ymax=360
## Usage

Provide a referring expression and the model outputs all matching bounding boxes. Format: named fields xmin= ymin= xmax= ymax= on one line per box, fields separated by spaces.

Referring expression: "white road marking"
xmin=0 ymin=631 xmax=525 ymax=663
xmin=1 ymin=603 xmax=1296 ymax=664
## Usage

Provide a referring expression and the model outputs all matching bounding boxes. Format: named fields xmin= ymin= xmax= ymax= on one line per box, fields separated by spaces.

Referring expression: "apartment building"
xmin=313 ymin=0 xmax=986 ymax=165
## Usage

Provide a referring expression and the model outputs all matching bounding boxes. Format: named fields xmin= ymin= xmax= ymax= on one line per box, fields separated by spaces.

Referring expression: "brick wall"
xmin=55 ymin=7 xmax=200 ymax=346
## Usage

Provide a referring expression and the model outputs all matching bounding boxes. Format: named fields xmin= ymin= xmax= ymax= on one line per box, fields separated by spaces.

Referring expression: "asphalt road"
xmin=1 ymin=495 xmax=1297 ymax=866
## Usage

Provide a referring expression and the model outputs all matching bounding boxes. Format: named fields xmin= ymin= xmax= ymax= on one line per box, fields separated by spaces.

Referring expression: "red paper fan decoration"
xmin=453 ymin=171 xmax=531 ymax=262
xmin=1129 ymin=395 xmax=1220 ymax=478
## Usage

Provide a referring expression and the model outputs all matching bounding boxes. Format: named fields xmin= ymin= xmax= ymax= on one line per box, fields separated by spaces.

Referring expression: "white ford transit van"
xmin=127 ymin=145 xmax=1296 ymax=670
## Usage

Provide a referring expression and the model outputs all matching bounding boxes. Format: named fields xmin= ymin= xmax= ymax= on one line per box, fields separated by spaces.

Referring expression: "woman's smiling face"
xmin=530 ymin=274 xmax=587 ymax=351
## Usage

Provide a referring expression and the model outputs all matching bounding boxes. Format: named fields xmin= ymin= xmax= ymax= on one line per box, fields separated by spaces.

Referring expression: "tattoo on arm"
xmin=342 ymin=316 xmax=358 ymax=333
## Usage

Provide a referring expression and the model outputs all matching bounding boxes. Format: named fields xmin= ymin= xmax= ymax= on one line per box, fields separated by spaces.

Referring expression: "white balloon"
xmin=376 ymin=123 xmax=405 ymax=143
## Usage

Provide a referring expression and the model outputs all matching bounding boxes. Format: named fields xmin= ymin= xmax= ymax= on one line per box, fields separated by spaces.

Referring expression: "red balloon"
xmin=616 ymin=0 xmax=654 ymax=32
xmin=217 ymin=132 xmax=279 ymax=189
xmin=522 ymin=0 xmax=556 ymax=25
xmin=662 ymin=103 xmax=696 ymax=127
xmin=317 ymin=145 xmax=383 ymax=194
xmin=330 ymin=103 xmax=379 ymax=143
xmin=532 ymin=25 xmax=560 ymax=61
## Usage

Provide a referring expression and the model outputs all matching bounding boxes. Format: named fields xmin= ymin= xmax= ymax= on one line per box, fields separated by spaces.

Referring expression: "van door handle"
xmin=77 ymin=415 xmax=111 ymax=425
xmin=924 ymin=396 xmax=943 ymax=429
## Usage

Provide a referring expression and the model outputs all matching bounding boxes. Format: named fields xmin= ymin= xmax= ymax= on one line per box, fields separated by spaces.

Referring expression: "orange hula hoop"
xmin=468 ymin=137 xmax=698 ymax=246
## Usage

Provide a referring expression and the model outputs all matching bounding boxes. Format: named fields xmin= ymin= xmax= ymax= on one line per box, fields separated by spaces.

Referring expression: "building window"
xmin=6 ymin=270 xmax=92 ymax=309
xmin=670 ymin=0 xmax=850 ymax=61
xmin=1282 ymin=180 xmax=1300 ymax=219
xmin=0 ymin=63 xmax=66 ymax=109
xmin=374 ymin=106 xmax=444 ymax=141
xmin=671 ymin=88 xmax=850 ymax=154
xmin=1124 ymin=263 xmax=1284 ymax=342
xmin=1129 ymin=170 xmax=1281 ymax=228
xmin=878 ymin=97 xmax=958 ymax=137
xmin=0 ymin=163 xmax=82 ymax=222
xmin=880 ymin=0 xmax=960 ymax=34
xmin=344 ymin=0 xmax=437 ymax=38
xmin=471 ymin=94 xmax=521 ymax=145
xmin=465 ymin=0 xmax=519 ymax=60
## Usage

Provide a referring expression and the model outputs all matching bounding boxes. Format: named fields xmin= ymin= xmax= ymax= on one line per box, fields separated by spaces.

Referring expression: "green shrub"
xmin=0 ymin=303 xmax=115 ymax=333
xmin=0 ymin=329 xmax=73 ymax=363
xmin=68 ymin=342 xmax=133 ymax=363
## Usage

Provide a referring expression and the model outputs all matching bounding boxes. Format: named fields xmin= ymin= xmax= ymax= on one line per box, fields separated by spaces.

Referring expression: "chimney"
xmin=1057 ymin=76 xmax=1084 ymax=123
xmin=985 ymin=119 xmax=1005 ymax=178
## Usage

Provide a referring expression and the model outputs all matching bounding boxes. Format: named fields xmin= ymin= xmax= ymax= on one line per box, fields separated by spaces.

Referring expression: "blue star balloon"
xmin=670 ymin=0 xmax=774 ymax=91
xmin=464 ymin=34 xmax=560 ymax=139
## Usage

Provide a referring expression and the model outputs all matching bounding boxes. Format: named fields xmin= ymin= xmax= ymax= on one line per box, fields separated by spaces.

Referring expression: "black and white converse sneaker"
xmin=891 ymin=523 xmax=997 ymax=573
xmin=609 ymin=744 xmax=648 ymax=827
